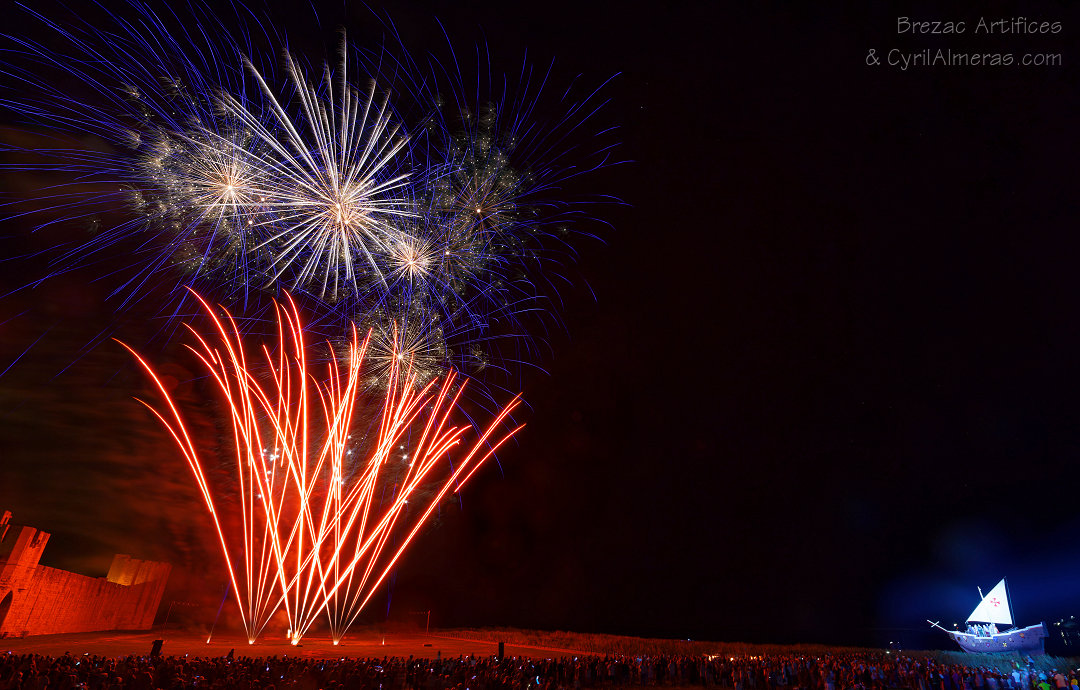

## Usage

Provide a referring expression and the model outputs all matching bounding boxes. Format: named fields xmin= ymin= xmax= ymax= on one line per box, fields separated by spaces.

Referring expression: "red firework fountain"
xmin=121 ymin=292 xmax=522 ymax=644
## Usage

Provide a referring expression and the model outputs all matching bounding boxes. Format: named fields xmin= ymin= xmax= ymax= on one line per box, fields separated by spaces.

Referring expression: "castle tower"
xmin=0 ymin=511 xmax=51 ymax=589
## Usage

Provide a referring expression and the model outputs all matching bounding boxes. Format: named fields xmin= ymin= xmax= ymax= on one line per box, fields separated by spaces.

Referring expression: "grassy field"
xmin=2 ymin=625 xmax=1079 ymax=670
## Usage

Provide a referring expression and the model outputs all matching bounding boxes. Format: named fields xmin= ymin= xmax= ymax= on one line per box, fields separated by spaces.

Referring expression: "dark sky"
xmin=2 ymin=1 xmax=1080 ymax=649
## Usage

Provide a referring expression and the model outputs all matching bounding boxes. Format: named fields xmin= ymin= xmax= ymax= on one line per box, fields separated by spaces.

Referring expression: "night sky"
xmin=2 ymin=1 xmax=1080 ymax=649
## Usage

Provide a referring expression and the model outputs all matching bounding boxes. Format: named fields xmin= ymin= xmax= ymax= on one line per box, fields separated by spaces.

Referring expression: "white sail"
xmin=967 ymin=579 xmax=1013 ymax=625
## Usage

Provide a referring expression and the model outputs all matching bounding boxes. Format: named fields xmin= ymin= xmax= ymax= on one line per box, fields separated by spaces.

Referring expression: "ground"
xmin=0 ymin=629 xmax=588 ymax=660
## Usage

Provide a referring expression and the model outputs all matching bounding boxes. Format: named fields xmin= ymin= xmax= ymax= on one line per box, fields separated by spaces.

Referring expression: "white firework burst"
xmin=218 ymin=44 xmax=416 ymax=300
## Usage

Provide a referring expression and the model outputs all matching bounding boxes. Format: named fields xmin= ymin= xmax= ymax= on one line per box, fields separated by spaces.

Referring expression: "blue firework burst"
xmin=1 ymin=1 xmax=621 ymax=394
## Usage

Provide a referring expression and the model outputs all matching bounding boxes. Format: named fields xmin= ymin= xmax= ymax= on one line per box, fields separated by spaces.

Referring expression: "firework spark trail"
xmin=121 ymin=291 xmax=521 ymax=643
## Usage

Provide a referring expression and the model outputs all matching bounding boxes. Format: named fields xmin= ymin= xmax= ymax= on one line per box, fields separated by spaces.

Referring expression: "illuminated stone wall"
xmin=0 ymin=511 xmax=170 ymax=638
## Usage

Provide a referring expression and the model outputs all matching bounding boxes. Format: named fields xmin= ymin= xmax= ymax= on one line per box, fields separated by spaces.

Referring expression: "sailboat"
xmin=929 ymin=578 xmax=1047 ymax=653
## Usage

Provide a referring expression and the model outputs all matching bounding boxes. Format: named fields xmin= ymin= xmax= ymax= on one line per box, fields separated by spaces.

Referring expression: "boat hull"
xmin=948 ymin=624 xmax=1047 ymax=653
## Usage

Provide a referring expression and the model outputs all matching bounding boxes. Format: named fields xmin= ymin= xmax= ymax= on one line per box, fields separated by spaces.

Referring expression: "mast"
xmin=1004 ymin=578 xmax=1014 ymax=629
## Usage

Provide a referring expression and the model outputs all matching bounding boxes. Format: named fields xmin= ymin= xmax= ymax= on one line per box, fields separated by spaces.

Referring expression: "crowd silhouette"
xmin=1 ymin=649 xmax=1078 ymax=690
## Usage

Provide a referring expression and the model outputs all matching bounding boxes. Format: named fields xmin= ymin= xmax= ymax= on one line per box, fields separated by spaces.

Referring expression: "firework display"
xmin=124 ymin=292 xmax=522 ymax=643
xmin=2 ymin=2 xmax=618 ymax=388
xmin=2 ymin=1 xmax=615 ymax=642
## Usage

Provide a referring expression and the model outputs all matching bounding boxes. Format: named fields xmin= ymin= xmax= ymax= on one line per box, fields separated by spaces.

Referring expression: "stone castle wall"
xmin=0 ymin=511 xmax=170 ymax=638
